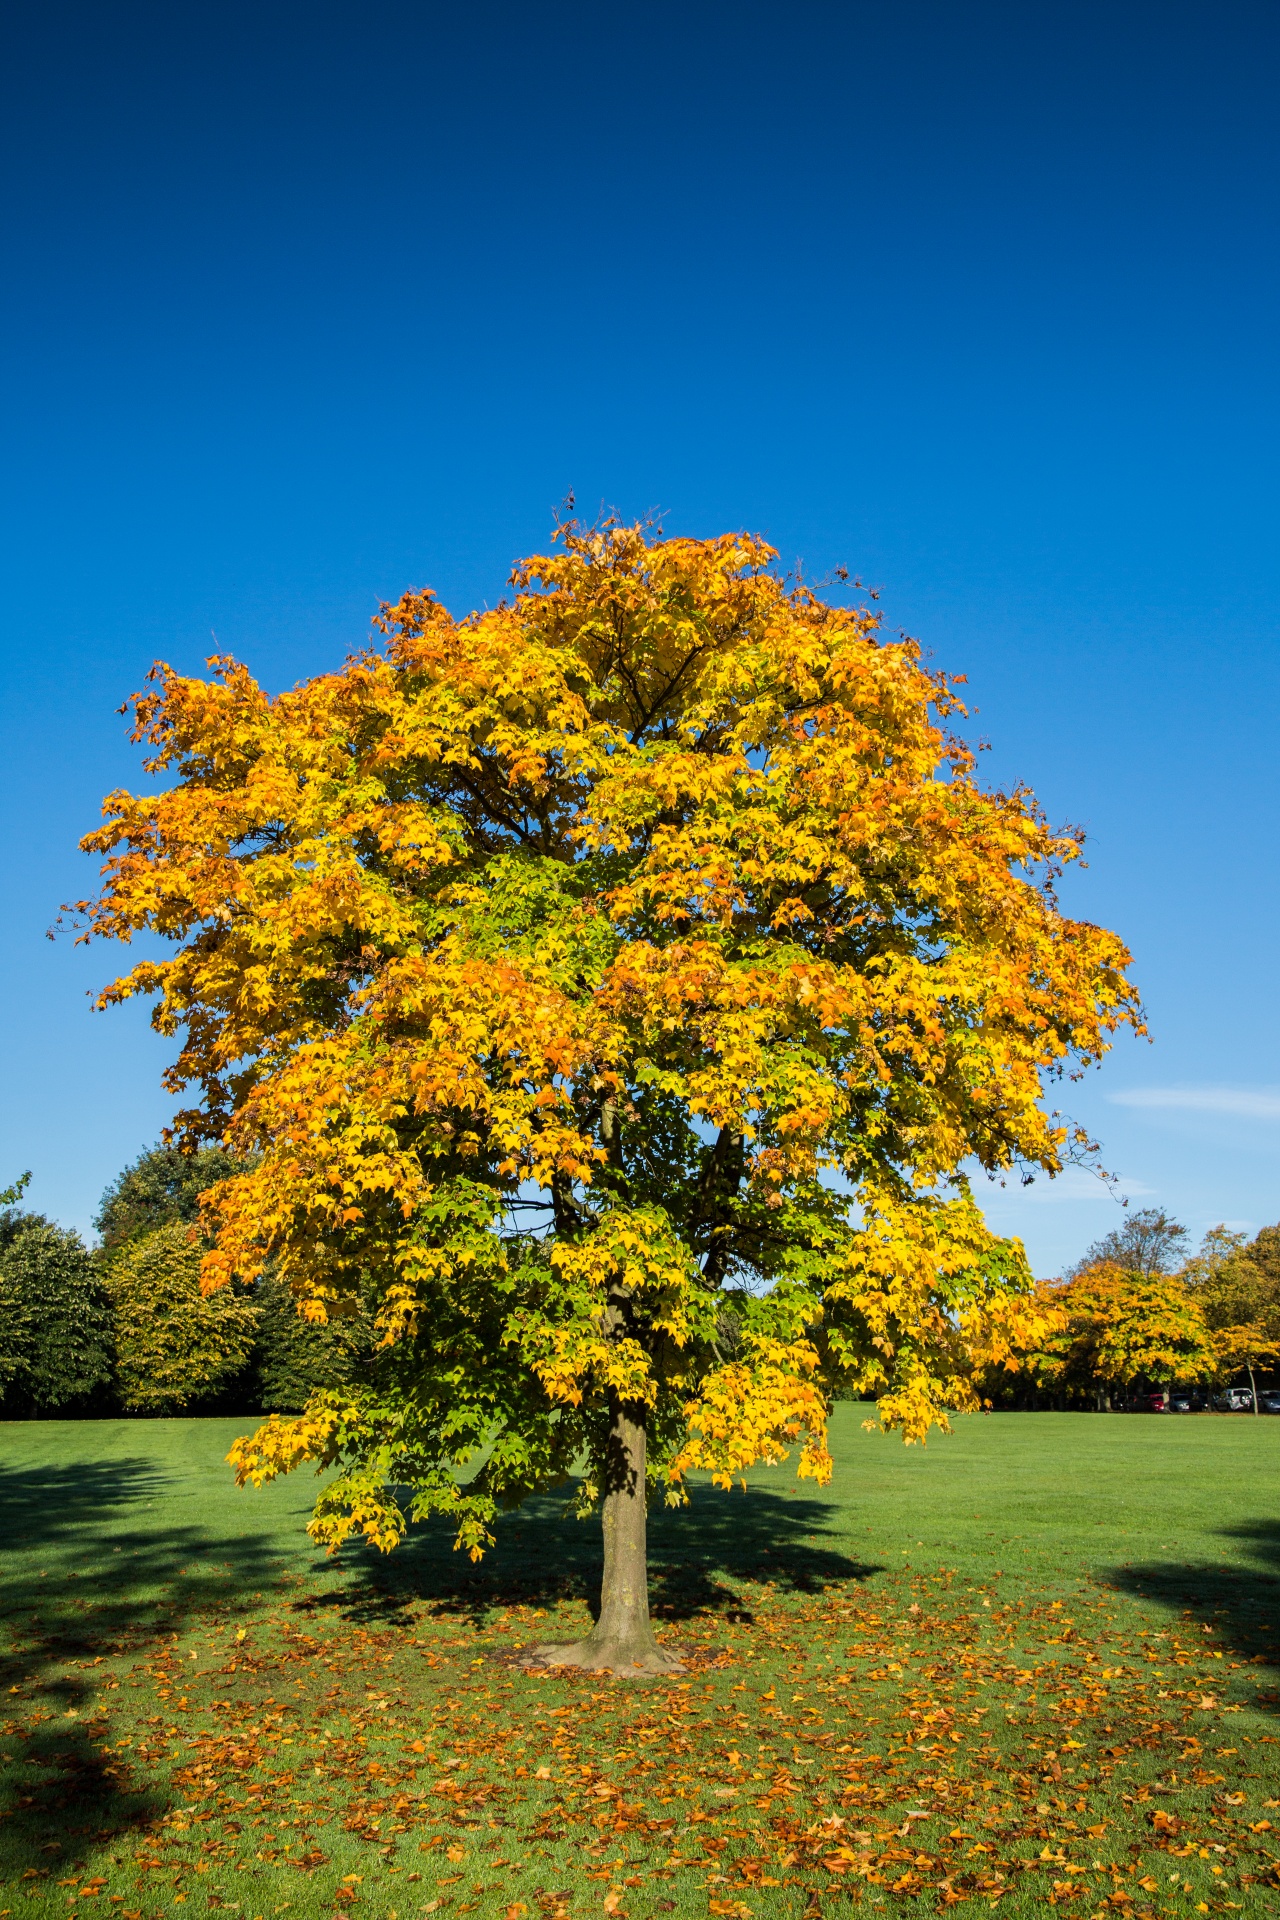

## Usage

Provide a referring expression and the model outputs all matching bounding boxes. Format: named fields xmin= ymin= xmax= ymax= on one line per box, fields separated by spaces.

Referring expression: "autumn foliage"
xmin=74 ymin=520 xmax=1139 ymax=1636
xmin=1024 ymin=1262 xmax=1214 ymax=1401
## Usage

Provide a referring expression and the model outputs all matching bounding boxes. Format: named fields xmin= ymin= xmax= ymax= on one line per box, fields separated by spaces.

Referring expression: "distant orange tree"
xmin=73 ymin=520 xmax=1139 ymax=1673
xmin=1028 ymin=1262 xmax=1213 ymax=1406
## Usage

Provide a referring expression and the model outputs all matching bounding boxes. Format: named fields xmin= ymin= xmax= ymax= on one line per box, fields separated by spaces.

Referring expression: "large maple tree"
xmin=76 ymin=521 xmax=1139 ymax=1672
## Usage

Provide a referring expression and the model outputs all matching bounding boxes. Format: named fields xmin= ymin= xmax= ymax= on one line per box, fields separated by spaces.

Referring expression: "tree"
xmin=95 ymin=1142 xmax=367 ymax=1412
xmin=1244 ymin=1224 xmax=1280 ymax=1291
xmin=1021 ymin=1274 xmax=1111 ymax=1405
xmin=105 ymin=1223 xmax=259 ymax=1414
xmin=74 ymin=519 xmax=1140 ymax=1673
xmin=1092 ymin=1267 xmax=1213 ymax=1396
xmin=1029 ymin=1262 xmax=1213 ymax=1406
xmin=1069 ymin=1207 xmax=1189 ymax=1280
xmin=1184 ymin=1225 xmax=1280 ymax=1413
xmin=0 ymin=1209 xmax=113 ymax=1415
xmin=254 ymin=1271 xmax=373 ymax=1412
xmin=96 ymin=1142 xmax=243 ymax=1251
xmin=1208 ymin=1325 xmax=1280 ymax=1413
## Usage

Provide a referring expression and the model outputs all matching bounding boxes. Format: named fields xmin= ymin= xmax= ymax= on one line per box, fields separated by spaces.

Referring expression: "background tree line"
xmin=0 ymin=1148 xmax=372 ymax=1419
xmin=984 ymin=1207 xmax=1280 ymax=1412
xmin=4 ymin=1157 xmax=1276 ymax=1423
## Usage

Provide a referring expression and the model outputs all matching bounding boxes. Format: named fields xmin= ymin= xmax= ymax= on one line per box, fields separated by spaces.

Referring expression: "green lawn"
xmin=2 ymin=1410 xmax=1279 ymax=1920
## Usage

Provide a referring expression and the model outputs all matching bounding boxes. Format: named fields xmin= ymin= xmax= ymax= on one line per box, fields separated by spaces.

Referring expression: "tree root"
xmin=531 ymin=1636 xmax=687 ymax=1677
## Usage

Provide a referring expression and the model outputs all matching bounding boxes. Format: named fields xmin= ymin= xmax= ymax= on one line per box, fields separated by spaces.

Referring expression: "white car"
xmin=1212 ymin=1386 xmax=1258 ymax=1412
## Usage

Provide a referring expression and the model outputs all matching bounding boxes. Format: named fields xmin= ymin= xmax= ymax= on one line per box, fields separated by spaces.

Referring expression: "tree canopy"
xmin=75 ymin=519 xmax=1141 ymax=1671
xmin=253 ymin=1270 xmax=373 ymax=1413
xmin=1068 ymin=1206 xmax=1189 ymax=1280
xmin=96 ymin=1143 xmax=243 ymax=1251
xmin=1183 ymin=1225 xmax=1280 ymax=1408
xmin=0 ymin=1209 xmax=113 ymax=1415
xmin=1025 ymin=1262 xmax=1212 ymax=1402
xmin=95 ymin=1143 xmax=369 ymax=1415
xmin=104 ymin=1221 xmax=261 ymax=1414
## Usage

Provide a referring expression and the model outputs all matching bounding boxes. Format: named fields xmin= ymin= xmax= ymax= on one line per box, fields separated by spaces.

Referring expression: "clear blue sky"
xmin=2 ymin=1 xmax=1277 ymax=1274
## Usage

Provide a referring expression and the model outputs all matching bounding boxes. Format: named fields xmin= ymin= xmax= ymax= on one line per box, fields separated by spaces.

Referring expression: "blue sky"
xmin=2 ymin=1 xmax=1278 ymax=1273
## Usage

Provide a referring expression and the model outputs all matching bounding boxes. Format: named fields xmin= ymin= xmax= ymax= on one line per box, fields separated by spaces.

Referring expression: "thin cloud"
xmin=1108 ymin=1087 xmax=1280 ymax=1120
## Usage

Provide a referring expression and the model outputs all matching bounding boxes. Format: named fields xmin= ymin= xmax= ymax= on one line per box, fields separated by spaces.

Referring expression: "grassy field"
xmin=2 ymin=1411 xmax=1279 ymax=1920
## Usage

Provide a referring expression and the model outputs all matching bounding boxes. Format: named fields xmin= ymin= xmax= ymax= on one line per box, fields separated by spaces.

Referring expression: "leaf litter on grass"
xmin=4 ymin=1560 xmax=1280 ymax=1920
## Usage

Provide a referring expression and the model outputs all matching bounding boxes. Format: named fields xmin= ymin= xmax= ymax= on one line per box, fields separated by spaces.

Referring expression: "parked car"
xmin=1258 ymin=1391 xmax=1280 ymax=1415
xmin=1129 ymin=1390 xmax=1169 ymax=1412
xmin=1212 ymin=1386 xmax=1257 ymax=1413
xmin=1168 ymin=1389 xmax=1209 ymax=1413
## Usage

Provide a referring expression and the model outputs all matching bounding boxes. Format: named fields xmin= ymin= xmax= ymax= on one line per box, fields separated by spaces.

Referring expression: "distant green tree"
xmin=254 ymin=1273 xmax=374 ymax=1412
xmin=96 ymin=1144 xmax=369 ymax=1413
xmin=1069 ymin=1207 xmax=1189 ymax=1280
xmin=0 ymin=1205 xmax=113 ymax=1415
xmin=95 ymin=1144 xmax=243 ymax=1251
xmin=1246 ymin=1224 xmax=1280 ymax=1289
xmin=105 ymin=1223 xmax=259 ymax=1414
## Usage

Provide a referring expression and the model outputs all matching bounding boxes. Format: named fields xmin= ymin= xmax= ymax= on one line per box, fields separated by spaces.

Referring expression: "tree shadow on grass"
xmin=0 ymin=1458 xmax=300 ymax=1876
xmin=0 ymin=1458 xmax=877 ymax=1869
xmin=299 ymin=1480 xmax=880 ymax=1631
xmin=0 ymin=1459 xmax=298 ymax=1657
xmin=1103 ymin=1518 xmax=1280 ymax=1713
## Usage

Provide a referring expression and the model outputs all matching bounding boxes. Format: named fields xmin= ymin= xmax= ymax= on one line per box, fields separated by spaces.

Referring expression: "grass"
xmin=2 ymin=1409 xmax=1280 ymax=1920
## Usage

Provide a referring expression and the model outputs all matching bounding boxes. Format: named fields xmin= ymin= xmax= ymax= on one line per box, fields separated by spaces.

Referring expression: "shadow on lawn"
xmin=0 ymin=1459 xmax=874 ymax=1872
xmin=302 ymin=1480 xmax=880 ymax=1630
xmin=0 ymin=1458 xmax=293 ymax=1655
xmin=0 ymin=1458 xmax=294 ymax=1874
xmin=1105 ymin=1518 xmax=1280 ymax=1712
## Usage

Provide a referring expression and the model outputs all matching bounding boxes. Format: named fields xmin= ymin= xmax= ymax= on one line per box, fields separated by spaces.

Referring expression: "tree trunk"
xmin=1248 ymin=1363 xmax=1258 ymax=1415
xmin=534 ymin=1395 xmax=684 ymax=1677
